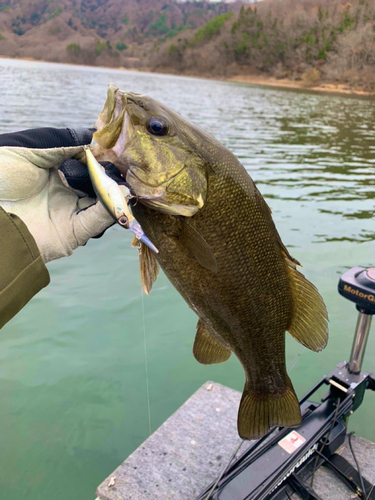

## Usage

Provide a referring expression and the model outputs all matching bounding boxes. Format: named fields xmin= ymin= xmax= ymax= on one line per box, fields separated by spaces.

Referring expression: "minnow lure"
xmin=85 ymin=147 xmax=158 ymax=253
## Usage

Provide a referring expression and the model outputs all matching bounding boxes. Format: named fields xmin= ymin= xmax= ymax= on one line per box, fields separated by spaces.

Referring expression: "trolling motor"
xmin=197 ymin=267 xmax=375 ymax=500
xmin=338 ymin=267 xmax=375 ymax=375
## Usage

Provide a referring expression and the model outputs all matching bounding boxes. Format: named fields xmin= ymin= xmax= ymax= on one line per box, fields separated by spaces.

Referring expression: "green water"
xmin=1 ymin=59 xmax=375 ymax=499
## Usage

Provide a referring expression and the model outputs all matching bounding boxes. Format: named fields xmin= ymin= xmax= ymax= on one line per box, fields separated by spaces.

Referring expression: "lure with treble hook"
xmin=84 ymin=147 xmax=159 ymax=253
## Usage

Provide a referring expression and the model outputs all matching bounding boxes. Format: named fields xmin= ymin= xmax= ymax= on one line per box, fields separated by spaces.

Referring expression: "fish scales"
xmin=92 ymin=85 xmax=328 ymax=439
xmin=133 ymin=149 xmax=293 ymax=389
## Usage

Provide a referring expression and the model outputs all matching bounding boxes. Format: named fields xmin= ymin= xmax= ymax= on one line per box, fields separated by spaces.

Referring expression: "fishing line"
xmin=141 ymin=278 xmax=152 ymax=436
xmin=204 ymin=439 xmax=244 ymax=500
xmin=310 ymin=397 xmax=340 ymax=488
xmin=287 ymin=348 xmax=305 ymax=374
xmin=365 ymin=483 xmax=374 ymax=500
xmin=348 ymin=432 xmax=366 ymax=498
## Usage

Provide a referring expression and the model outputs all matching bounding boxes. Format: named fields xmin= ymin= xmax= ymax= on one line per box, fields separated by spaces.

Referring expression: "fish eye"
xmin=146 ymin=117 xmax=168 ymax=136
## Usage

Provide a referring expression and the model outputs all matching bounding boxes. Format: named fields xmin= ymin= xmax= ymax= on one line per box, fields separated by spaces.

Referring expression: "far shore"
xmin=225 ymin=74 xmax=374 ymax=98
xmin=1 ymin=55 xmax=374 ymax=99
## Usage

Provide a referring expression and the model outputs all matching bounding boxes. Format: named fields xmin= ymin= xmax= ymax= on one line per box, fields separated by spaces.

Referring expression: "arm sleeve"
xmin=0 ymin=207 xmax=50 ymax=329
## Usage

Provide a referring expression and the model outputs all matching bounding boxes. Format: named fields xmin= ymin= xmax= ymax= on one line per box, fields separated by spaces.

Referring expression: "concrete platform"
xmin=96 ymin=382 xmax=375 ymax=500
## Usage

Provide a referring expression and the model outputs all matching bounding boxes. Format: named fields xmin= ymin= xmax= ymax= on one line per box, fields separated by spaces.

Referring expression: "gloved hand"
xmin=0 ymin=127 xmax=116 ymax=263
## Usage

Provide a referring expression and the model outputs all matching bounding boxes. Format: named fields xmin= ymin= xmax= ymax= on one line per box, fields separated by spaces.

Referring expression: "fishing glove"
xmin=0 ymin=127 xmax=116 ymax=263
xmin=0 ymin=127 xmax=126 ymax=329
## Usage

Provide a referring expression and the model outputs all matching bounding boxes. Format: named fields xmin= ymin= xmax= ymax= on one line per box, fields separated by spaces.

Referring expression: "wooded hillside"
xmin=0 ymin=0 xmax=232 ymax=66
xmin=1 ymin=0 xmax=374 ymax=92
xmin=153 ymin=0 xmax=375 ymax=92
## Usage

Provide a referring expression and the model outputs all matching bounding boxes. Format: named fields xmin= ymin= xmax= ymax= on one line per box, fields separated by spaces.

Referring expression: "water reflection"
xmin=315 ymin=231 xmax=375 ymax=243
xmin=240 ymin=95 xmax=375 ymax=245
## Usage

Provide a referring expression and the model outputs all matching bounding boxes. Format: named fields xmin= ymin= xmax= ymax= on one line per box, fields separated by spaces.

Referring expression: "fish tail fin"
xmin=238 ymin=377 xmax=301 ymax=440
xmin=284 ymin=256 xmax=328 ymax=352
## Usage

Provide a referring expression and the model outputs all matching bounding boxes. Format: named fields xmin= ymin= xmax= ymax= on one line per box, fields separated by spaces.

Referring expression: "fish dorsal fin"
xmin=137 ymin=241 xmax=159 ymax=295
xmin=284 ymin=254 xmax=328 ymax=352
xmin=180 ymin=220 xmax=218 ymax=274
xmin=193 ymin=319 xmax=231 ymax=365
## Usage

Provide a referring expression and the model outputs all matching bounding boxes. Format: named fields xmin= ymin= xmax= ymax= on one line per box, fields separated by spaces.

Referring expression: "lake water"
xmin=1 ymin=58 xmax=375 ymax=500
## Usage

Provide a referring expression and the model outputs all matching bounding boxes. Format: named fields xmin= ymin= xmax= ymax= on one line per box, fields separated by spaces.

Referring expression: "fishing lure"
xmin=85 ymin=147 xmax=158 ymax=253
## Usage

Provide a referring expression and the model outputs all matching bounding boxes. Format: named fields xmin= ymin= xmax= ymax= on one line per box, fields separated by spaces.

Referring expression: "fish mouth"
xmin=112 ymin=112 xmax=129 ymax=158
xmin=126 ymin=168 xmax=167 ymax=200
xmin=135 ymin=193 xmax=201 ymax=217
xmin=91 ymin=108 xmax=131 ymax=171
xmin=126 ymin=168 xmax=202 ymax=217
xmin=92 ymin=85 xmax=203 ymax=217
xmin=127 ymin=161 xmax=187 ymax=190
xmin=92 ymin=84 xmax=131 ymax=163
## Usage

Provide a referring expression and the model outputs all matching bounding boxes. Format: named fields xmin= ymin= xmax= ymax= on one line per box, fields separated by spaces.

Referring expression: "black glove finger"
xmin=59 ymin=159 xmax=128 ymax=198
xmin=59 ymin=158 xmax=96 ymax=197
xmin=102 ymin=162 xmax=129 ymax=187
xmin=0 ymin=127 xmax=94 ymax=148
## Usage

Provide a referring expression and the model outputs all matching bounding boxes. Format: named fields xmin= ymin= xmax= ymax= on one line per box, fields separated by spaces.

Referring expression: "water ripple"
xmin=1 ymin=59 xmax=375 ymax=500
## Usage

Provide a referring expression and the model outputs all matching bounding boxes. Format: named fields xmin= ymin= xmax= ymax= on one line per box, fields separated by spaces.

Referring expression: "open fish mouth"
xmin=111 ymin=112 xmax=129 ymax=159
xmin=92 ymin=84 xmax=207 ymax=217
xmin=91 ymin=84 xmax=131 ymax=168
xmin=91 ymin=112 xmax=130 ymax=171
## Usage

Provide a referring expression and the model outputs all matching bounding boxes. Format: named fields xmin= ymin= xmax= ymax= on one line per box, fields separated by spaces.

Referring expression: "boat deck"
xmin=96 ymin=382 xmax=375 ymax=500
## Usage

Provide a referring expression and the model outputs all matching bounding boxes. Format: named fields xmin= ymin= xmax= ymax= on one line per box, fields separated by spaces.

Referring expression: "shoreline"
xmin=1 ymin=55 xmax=374 ymax=98
xmin=225 ymin=74 xmax=374 ymax=98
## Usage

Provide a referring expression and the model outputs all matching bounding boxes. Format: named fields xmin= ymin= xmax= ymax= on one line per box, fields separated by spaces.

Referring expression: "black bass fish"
xmin=91 ymin=84 xmax=328 ymax=439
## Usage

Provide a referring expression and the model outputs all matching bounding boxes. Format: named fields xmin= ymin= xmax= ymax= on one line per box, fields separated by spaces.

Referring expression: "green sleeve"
xmin=0 ymin=207 xmax=50 ymax=329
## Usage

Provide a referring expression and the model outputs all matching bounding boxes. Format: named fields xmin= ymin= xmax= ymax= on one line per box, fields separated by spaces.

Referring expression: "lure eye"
xmin=147 ymin=117 xmax=168 ymax=136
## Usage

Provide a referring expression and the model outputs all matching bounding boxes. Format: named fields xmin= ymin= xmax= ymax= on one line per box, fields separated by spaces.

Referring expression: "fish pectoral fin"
xmin=284 ymin=256 xmax=328 ymax=352
xmin=180 ymin=220 xmax=218 ymax=274
xmin=193 ymin=320 xmax=231 ymax=365
xmin=136 ymin=240 xmax=159 ymax=295
xmin=238 ymin=377 xmax=301 ymax=440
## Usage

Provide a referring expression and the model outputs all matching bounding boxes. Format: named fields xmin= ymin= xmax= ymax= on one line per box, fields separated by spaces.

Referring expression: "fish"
xmin=91 ymin=84 xmax=328 ymax=440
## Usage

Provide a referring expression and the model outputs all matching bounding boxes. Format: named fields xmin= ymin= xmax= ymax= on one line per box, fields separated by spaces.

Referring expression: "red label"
xmin=278 ymin=431 xmax=306 ymax=454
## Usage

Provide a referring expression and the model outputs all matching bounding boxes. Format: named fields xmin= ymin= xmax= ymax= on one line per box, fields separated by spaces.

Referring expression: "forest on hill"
xmin=0 ymin=0 xmax=374 ymax=93
xmin=0 ymin=0 xmax=232 ymax=66
xmin=152 ymin=0 xmax=375 ymax=92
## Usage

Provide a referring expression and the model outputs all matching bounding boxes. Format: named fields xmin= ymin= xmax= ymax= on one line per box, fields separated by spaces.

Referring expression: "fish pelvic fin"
xmin=193 ymin=320 xmax=231 ymax=365
xmin=137 ymin=241 xmax=159 ymax=295
xmin=284 ymin=256 xmax=328 ymax=352
xmin=238 ymin=377 xmax=301 ymax=440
